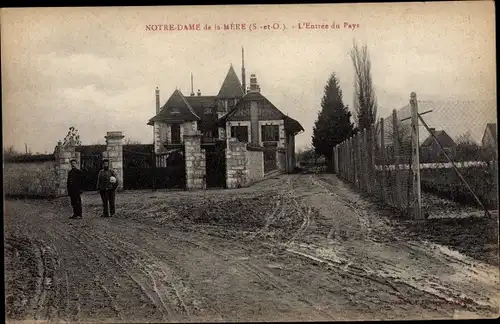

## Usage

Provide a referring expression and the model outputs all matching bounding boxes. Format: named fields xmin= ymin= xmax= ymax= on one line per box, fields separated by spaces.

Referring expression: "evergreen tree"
xmin=312 ymin=72 xmax=354 ymax=171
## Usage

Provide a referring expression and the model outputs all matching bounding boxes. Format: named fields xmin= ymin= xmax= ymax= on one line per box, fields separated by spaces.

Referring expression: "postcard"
xmin=2 ymin=2 xmax=498 ymax=323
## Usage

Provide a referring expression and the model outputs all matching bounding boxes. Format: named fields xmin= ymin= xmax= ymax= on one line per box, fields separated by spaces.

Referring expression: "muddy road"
xmin=4 ymin=174 xmax=499 ymax=322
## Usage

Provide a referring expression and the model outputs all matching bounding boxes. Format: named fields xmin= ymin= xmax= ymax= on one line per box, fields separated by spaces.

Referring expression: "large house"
xmin=147 ymin=48 xmax=304 ymax=189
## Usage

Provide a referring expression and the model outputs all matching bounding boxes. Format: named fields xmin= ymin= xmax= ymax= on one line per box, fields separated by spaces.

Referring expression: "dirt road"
xmin=4 ymin=174 xmax=499 ymax=323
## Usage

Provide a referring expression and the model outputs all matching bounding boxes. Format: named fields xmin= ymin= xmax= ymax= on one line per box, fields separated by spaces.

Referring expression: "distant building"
xmin=420 ymin=128 xmax=456 ymax=161
xmin=481 ymin=123 xmax=497 ymax=150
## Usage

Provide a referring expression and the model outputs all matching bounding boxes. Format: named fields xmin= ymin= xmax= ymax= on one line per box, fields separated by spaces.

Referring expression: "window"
xmin=171 ymin=124 xmax=181 ymax=144
xmin=204 ymin=107 xmax=212 ymax=114
xmin=230 ymin=126 xmax=248 ymax=143
xmin=171 ymin=107 xmax=180 ymax=114
xmin=261 ymin=125 xmax=279 ymax=142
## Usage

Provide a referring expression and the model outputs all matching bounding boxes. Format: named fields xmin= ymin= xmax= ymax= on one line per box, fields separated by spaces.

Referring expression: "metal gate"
xmin=153 ymin=148 xmax=186 ymax=190
xmin=78 ymin=145 xmax=106 ymax=191
xmin=123 ymin=147 xmax=154 ymax=190
xmin=264 ymin=149 xmax=277 ymax=174
xmin=122 ymin=146 xmax=186 ymax=190
xmin=205 ymin=142 xmax=226 ymax=188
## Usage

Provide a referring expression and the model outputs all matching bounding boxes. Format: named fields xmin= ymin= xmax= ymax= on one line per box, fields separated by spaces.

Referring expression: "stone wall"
xmin=226 ymin=138 xmax=247 ymax=188
xmin=153 ymin=122 xmax=160 ymax=152
xmin=4 ymin=158 xmax=57 ymax=197
xmin=4 ymin=139 xmax=83 ymax=197
xmin=102 ymin=131 xmax=124 ymax=191
xmin=184 ymin=133 xmax=206 ymax=190
xmin=225 ymin=139 xmax=268 ymax=188
xmin=5 ymin=131 xmax=124 ymax=198
xmin=245 ymin=148 xmax=264 ymax=184
xmin=153 ymin=122 xmax=168 ymax=153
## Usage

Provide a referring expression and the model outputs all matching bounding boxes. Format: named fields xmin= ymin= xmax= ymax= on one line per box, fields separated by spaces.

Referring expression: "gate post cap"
xmin=105 ymin=131 xmax=125 ymax=139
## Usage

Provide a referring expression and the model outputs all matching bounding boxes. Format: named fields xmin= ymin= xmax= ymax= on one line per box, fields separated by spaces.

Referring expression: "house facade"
xmin=147 ymin=49 xmax=303 ymax=189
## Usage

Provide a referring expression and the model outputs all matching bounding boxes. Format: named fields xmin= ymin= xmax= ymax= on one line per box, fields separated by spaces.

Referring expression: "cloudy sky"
xmin=2 ymin=2 xmax=496 ymax=154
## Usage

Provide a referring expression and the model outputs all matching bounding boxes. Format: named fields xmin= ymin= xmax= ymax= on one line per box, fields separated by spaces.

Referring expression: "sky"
xmin=1 ymin=2 xmax=496 ymax=154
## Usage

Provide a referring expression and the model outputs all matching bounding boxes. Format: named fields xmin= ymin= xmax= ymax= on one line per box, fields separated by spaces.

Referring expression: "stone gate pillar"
xmin=184 ymin=132 xmax=206 ymax=190
xmin=103 ymin=131 xmax=124 ymax=191
xmin=226 ymin=138 xmax=248 ymax=189
xmin=54 ymin=140 xmax=79 ymax=196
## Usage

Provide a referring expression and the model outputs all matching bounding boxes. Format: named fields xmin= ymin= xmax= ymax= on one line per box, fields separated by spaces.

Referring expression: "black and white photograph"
xmin=2 ymin=2 xmax=498 ymax=322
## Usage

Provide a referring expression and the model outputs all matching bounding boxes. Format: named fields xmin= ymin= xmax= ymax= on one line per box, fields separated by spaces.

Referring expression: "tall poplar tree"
xmin=350 ymin=40 xmax=378 ymax=130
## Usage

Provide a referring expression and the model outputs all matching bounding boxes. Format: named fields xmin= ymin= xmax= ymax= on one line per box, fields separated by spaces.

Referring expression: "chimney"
xmin=197 ymin=89 xmax=201 ymax=96
xmin=155 ymin=87 xmax=160 ymax=114
xmin=249 ymin=73 xmax=260 ymax=92
xmin=241 ymin=47 xmax=246 ymax=95
xmin=190 ymin=73 xmax=195 ymax=96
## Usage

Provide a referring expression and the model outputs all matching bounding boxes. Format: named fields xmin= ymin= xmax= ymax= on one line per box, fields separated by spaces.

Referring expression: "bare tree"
xmin=456 ymin=131 xmax=476 ymax=145
xmin=350 ymin=40 xmax=378 ymax=131
xmin=456 ymin=131 xmax=480 ymax=161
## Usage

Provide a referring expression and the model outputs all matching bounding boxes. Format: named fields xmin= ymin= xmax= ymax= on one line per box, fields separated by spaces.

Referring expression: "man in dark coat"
xmin=67 ymin=159 xmax=83 ymax=219
xmin=96 ymin=159 xmax=119 ymax=218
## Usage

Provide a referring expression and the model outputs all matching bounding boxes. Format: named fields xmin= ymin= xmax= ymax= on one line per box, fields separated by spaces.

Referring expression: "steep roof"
xmin=217 ymin=91 xmax=304 ymax=135
xmin=284 ymin=115 xmax=305 ymax=134
xmin=483 ymin=123 xmax=497 ymax=141
xmin=185 ymin=95 xmax=217 ymax=117
xmin=421 ymin=130 xmax=456 ymax=148
xmin=217 ymin=65 xmax=244 ymax=98
xmin=148 ymin=89 xmax=200 ymax=125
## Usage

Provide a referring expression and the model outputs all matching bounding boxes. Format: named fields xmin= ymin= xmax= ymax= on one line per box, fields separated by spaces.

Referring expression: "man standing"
xmin=67 ymin=159 xmax=83 ymax=219
xmin=97 ymin=159 xmax=119 ymax=218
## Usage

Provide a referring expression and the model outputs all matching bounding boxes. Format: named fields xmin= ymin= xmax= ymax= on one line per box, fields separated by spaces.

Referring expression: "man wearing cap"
xmin=96 ymin=159 xmax=119 ymax=218
xmin=67 ymin=159 xmax=83 ymax=219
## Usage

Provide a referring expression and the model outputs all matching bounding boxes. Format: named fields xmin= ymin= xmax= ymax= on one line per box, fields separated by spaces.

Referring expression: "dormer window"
xmin=171 ymin=107 xmax=180 ymax=114
xmin=204 ymin=107 xmax=212 ymax=114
